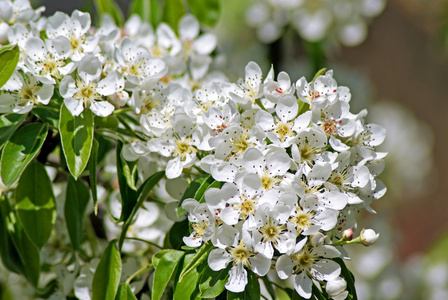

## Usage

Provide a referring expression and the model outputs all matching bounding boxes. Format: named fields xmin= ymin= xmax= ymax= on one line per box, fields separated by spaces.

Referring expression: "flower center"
xmin=173 ymin=138 xmax=197 ymax=161
xmin=292 ymin=249 xmax=315 ymax=272
xmin=229 ymin=240 xmax=252 ymax=267
xmin=74 ymin=81 xmax=99 ymax=109
xmin=275 ymin=121 xmax=293 ymax=143
xmin=259 ymin=218 xmax=286 ymax=244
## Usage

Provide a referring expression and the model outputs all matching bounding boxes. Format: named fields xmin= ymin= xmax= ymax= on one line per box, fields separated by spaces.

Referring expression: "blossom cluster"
xmin=0 ymin=1 xmax=386 ymax=298
xmin=245 ymin=0 xmax=386 ymax=46
xmin=0 ymin=4 xmax=217 ymax=116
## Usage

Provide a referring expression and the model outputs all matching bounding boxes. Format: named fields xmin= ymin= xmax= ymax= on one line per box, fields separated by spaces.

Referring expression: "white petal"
xmin=225 ymin=265 xmax=247 ymax=293
xmin=295 ymin=272 xmax=312 ymax=299
xmin=242 ymin=147 xmax=265 ymax=175
xmin=166 ymin=157 xmax=183 ymax=179
xmin=245 ymin=61 xmax=262 ymax=91
xmin=179 ymin=14 xmax=199 ymax=41
xmin=276 ymin=255 xmax=294 ymax=279
xmin=249 ymin=253 xmax=271 ymax=276
xmin=36 ymin=84 xmax=54 ymax=104
xmin=192 ymin=33 xmax=217 ymax=55
xmin=208 ymin=248 xmax=231 ymax=271
xmin=276 ymin=94 xmax=298 ymax=123
xmin=78 ymin=55 xmax=101 ymax=83
xmin=90 ymin=100 xmax=114 ymax=117
xmin=64 ymin=97 xmax=84 ymax=116
xmin=313 ymin=259 xmax=341 ymax=281
xmin=25 ymin=37 xmax=46 ymax=61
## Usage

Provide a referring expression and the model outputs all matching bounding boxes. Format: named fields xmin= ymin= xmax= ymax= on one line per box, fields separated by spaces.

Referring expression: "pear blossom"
xmin=276 ymin=238 xmax=341 ymax=298
xmin=59 ymin=55 xmax=123 ymax=116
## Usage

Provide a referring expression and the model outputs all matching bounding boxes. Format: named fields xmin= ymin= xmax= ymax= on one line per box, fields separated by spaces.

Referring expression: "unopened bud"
xmin=326 ymin=277 xmax=347 ymax=297
xmin=361 ymin=229 xmax=379 ymax=246
xmin=342 ymin=229 xmax=353 ymax=241
xmin=310 ymin=232 xmax=325 ymax=247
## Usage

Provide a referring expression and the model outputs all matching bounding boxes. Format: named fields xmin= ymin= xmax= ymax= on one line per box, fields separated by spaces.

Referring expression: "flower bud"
xmin=310 ymin=232 xmax=325 ymax=247
xmin=361 ymin=229 xmax=379 ymax=246
xmin=326 ymin=277 xmax=347 ymax=297
xmin=342 ymin=229 xmax=353 ymax=241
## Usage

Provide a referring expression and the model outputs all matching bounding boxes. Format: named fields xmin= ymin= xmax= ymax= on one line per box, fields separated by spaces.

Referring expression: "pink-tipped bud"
xmin=361 ymin=229 xmax=379 ymax=246
xmin=342 ymin=229 xmax=353 ymax=241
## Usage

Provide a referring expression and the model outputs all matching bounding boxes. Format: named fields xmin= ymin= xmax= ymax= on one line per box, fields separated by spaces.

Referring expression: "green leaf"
xmin=152 ymin=250 xmax=185 ymax=300
xmin=186 ymin=0 xmax=220 ymax=27
xmin=0 ymin=113 xmax=27 ymax=150
xmin=0 ymin=195 xmax=24 ymax=274
xmin=177 ymin=175 xmax=214 ymax=217
xmin=334 ymin=257 xmax=357 ymax=300
xmin=15 ymin=161 xmax=56 ymax=249
xmin=92 ymin=240 xmax=122 ymax=300
xmin=261 ymin=276 xmax=276 ymax=300
xmin=59 ymin=104 xmax=94 ymax=179
xmin=311 ymin=68 xmax=327 ymax=82
xmin=116 ymin=141 xmax=138 ymax=222
xmin=227 ymin=271 xmax=260 ymax=300
xmin=1 ymin=122 xmax=48 ymax=186
xmin=129 ymin=0 xmax=160 ymax=28
xmin=178 ymin=242 xmax=213 ymax=282
xmin=115 ymin=283 xmax=137 ymax=300
xmin=94 ymin=0 xmax=124 ymax=25
xmin=118 ymin=170 xmax=165 ymax=251
xmin=32 ymin=107 xmax=60 ymax=129
xmin=162 ymin=0 xmax=185 ymax=31
xmin=95 ymin=115 xmax=119 ymax=129
xmin=152 ymin=250 xmax=173 ymax=268
xmin=0 ymin=195 xmax=40 ymax=287
xmin=89 ymin=139 xmax=99 ymax=215
xmin=173 ymin=253 xmax=205 ymax=300
xmin=164 ymin=219 xmax=190 ymax=250
xmin=0 ymin=44 xmax=20 ymax=88
xmin=284 ymin=288 xmax=307 ymax=300
xmin=65 ymin=176 xmax=90 ymax=250
xmin=199 ymin=264 xmax=231 ymax=298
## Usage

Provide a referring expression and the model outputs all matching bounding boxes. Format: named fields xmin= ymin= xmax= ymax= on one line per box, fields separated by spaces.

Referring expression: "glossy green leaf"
xmin=227 ymin=271 xmax=260 ymax=300
xmin=152 ymin=250 xmax=184 ymax=300
xmin=59 ymin=104 xmax=94 ymax=179
xmin=32 ymin=107 xmax=60 ymax=129
xmin=89 ymin=139 xmax=99 ymax=215
xmin=16 ymin=161 xmax=56 ymax=249
xmin=95 ymin=115 xmax=119 ymax=129
xmin=162 ymin=0 xmax=185 ymax=31
xmin=152 ymin=250 xmax=173 ymax=268
xmin=164 ymin=219 xmax=190 ymax=250
xmin=174 ymin=253 xmax=205 ymax=300
xmin=285 ymin=288 xmax=307 ymax=300
xmin=115 ymin=283 xmax=137 ymax=300
xmin=94 ymin=0 xmax=124 ymax=25
xmin=129 ymin=0 xmax=159 ymax=28
xmin=65 ymin=176 xmax=90 ymax=250
xmin=0 ymin=44 xmax=20 ymax=88
xmin=118 ymin=170 xmax=165 ymax=251
xmin=1 ymin=122 xmax=48 ymax=186
xmin=0 ymin=195 xmax=40 ymax=287
xmin=186 ymin=0 xmax=220 ymax=27
xmin=334 ymin=257 xmax=357 ymax=300
xmin=199 ymin=264 xmax=231 ymax=298
xmin=177 ymin=175 xmax=214 ymax=217
xmin=0 ymin=113 xmax=27 ymax=150
xmin=261 ymin=276 xmax=277 ymax=300
xmin=178 ymin=242 xmax=213 ymax=282
xmin=92 ymin=240 xmax=122 ymax=300
xmin=0 ymin=195 xmax=24 ymax=274
xmin=116 ymin=142 xmax=138 ymax=222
